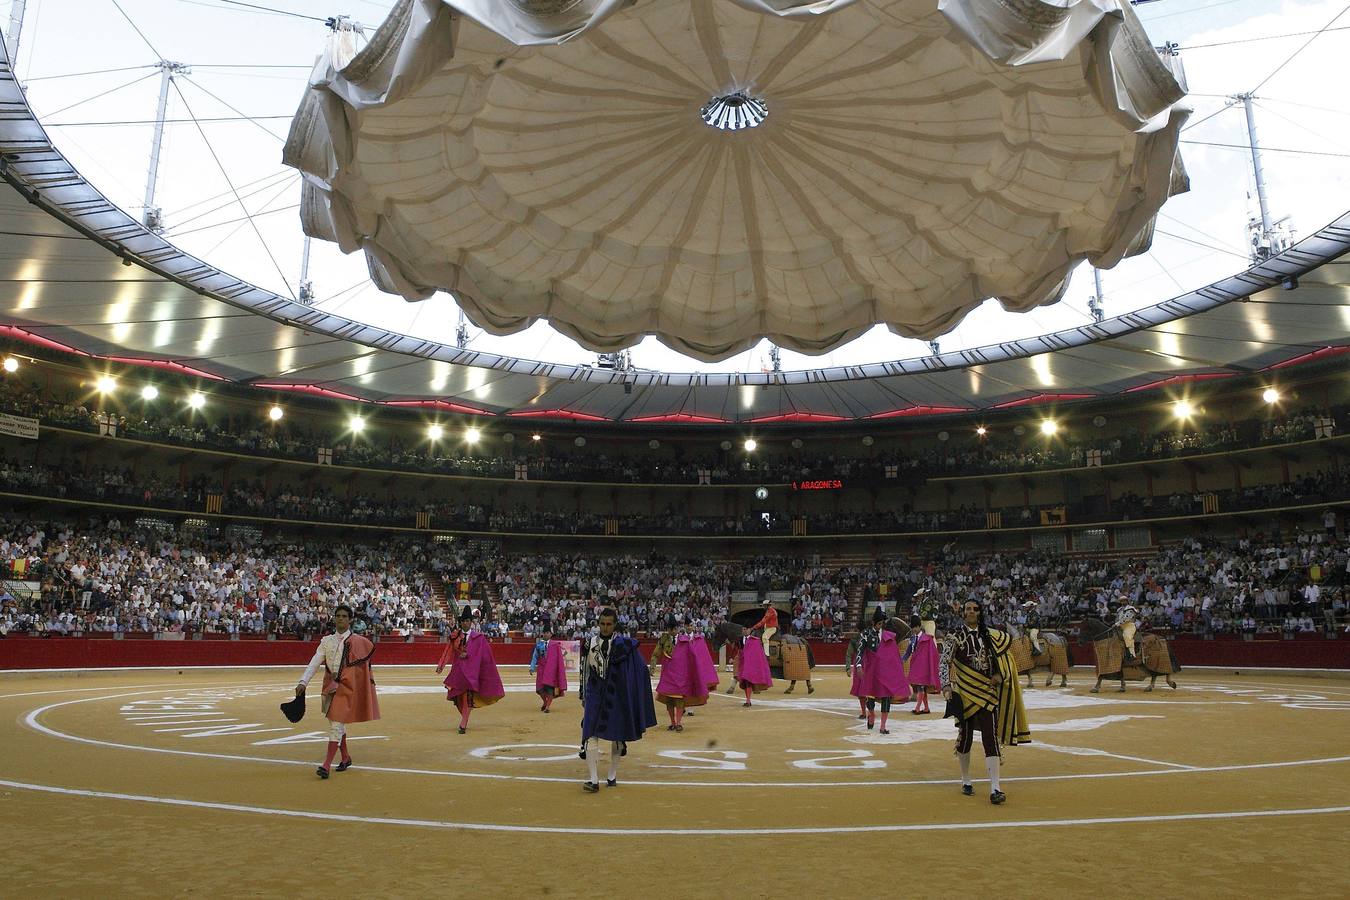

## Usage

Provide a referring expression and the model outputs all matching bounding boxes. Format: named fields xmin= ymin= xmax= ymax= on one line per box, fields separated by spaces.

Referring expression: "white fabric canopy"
xmin=285 ymin=0 xmax=1189 ymax=362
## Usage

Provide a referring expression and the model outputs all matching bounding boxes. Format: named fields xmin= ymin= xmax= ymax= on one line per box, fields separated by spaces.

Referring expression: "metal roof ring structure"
xmin=1 ymin=38 xmax=1349 ymax=423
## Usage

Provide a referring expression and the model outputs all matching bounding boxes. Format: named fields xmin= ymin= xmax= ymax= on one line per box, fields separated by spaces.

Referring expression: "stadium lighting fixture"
xmin=1039 ymin=419 xmax=1058 ymax=436
xmin=268 ymin=406 xmax=284 ymax=422
xmin=186 ymin=392 xmax=206 ymax=410
xmin=140 ymin=385 xmax=159 ymax=401
xmin=743 ymin=438 xmax=758 ymax=452
xmin=1262 ymin=388 xmax=1280 ymax=404
xmin=1173 ymin=400 xmax=1194 ymax=419
xmin=465 ymin=427 xmax=481 ymax=444
xmin=96 ymin=375 xmax=117 ymax=394
xmin=1 ymin=357 xmax=17 ymax=373
xmin=531 ymin=433 xmax=542 ymax=442
xmin=350 ymin=415 xmax=365 ymax=433
xmin=976 ymin=425 xmax=987 ymax=436
xmin=427 ymin=424 xmax=444 ymax=441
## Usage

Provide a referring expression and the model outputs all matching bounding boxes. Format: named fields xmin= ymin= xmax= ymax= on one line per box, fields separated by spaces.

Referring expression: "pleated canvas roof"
xmin=284 ymin=0 xmax=1192 ymax=361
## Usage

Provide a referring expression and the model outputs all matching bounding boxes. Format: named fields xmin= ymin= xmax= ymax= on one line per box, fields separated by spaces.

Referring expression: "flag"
xmin=457 ymin=580 xmax=471 ymax=600
xmin=1201 ymin=494 xmax=1219 ymax=514
xmin=205 ymin=494 xmax=223 ymax=514
xmin=697 ymin=468 xmax=711 ymax=485
xmin=11 ymin=558 xmax=26 ymax=577
xmin=792 ymin=517 xmax=807 ymax=536
xmin=1086 ymin=449 xmax=1102 ymax=467
xmin=1039 ymin=507 xmax=1066 ymax=525
xmin=514 ymin=462 xmax=529 ymax=481
xmin=317 ymin=448 xmax=333 ymax=465
xmin=605 ymin=518 xmax=619 ymax=536
xmin=1315 ymin=416 xmax=1335 ymax=439
xmin=416 ymin=511 xmax=432 ymax=529
xmin=884 ymin=464 xmax=898 ymax=479
xmin=986 ymin=511 xmax=1002 ymax=529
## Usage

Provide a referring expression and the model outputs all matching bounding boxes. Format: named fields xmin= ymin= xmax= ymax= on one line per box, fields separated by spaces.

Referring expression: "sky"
xmin=3 ymin=0 xmax=1349 ymax=375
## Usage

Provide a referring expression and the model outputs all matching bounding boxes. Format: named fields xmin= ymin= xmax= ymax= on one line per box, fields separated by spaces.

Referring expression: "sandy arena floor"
xmin=4 ymin=665 xmax=1349 ymax=898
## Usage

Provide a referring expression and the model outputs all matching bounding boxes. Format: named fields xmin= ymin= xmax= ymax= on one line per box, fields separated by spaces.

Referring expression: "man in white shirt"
xmin=295 ymin=604 xmax=380 ymax=779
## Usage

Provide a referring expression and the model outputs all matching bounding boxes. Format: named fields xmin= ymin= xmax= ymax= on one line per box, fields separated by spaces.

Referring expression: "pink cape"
xmin=907 ymin=631 xmax=941 ymax=689
xmin=849 ymin=666 xmax=864 ymax=698
xmin=690 ymin=635 xmax=720 ymax=691
xmin=534 ymin=640 xmax=568 ymax=698
xmin=656 ymin=635 xmax=709 ymax=706
xmin=322 ymin=633 xmax=380 ymax=724
xmin=736 ymin=636 xmax=774 ymax=691
xmin=859 ymin=630 xmax=911 ymax=701
xmin=443 ymin=632 xmax=506 ymax=704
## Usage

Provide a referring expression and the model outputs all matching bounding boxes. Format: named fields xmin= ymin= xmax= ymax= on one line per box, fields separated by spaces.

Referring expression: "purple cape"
xmin=535 ymin=640 xmax=568 ymax=697
xmin=859 ymin=630 xmax=911 ymax=700
xmin=656 ymin=635 xmax=709 ymax=706
xmin=443 ymin=631 xmax=505 ymax=702
xmin=690 ymin=635 xmax=720 ymax=691
xmin=581 ymin=634 xmax=657 ymax=742
xmin=907 ymin=631 xmax=941 ymax=689
xmin=737 ymin=636 xmax=773 ymax=690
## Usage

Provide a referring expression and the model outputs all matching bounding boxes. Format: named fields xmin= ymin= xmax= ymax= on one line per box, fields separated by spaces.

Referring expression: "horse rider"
xmin=748 ymin=597 xmax=778 ymax=656
xmin=1021 ymin=600 xmax=1045 ymax=656
xmin=1114 ymin=599 xmax=1141 ymax=661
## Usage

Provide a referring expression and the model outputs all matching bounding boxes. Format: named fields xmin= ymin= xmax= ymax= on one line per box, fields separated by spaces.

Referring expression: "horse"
xmin=710 ymin=621 xmax=821 ymax=694
xmin=1007 ymin=625 xmax=1073 ymax=688
xmin=1077 ymin=617 xmax=1180 ymax=693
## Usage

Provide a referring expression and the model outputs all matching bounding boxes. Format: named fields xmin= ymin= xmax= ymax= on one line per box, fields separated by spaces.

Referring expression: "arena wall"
xmin=1 ymin=635 xmax=1345 ymax=671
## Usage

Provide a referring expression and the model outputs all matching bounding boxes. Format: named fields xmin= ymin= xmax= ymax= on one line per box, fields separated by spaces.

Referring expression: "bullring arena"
xmin=4 ymin=0 xmax=1350 ymax=896
xmin=3 ymin=661 xmax=1348 ymax=895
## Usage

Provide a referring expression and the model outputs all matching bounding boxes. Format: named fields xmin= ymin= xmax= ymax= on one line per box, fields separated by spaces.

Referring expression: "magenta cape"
xmin=737 ymin=636 xmax=773 ymax=691
xmin=656 ymin=635 xmax=709 ymax=706
xmin=907 ymin=631 xmax=941 ymax=689
xmin=534 ymin=640 xmax=568 ymax=698
xmin=859 ymin=630 xmax=911 ymax=701
xmin=690 ymin=635 xmax=720 ymax=691
xmin=443 ymin=632 xmax=505 ymax=704
xmin=849 ymin=666 xmax=864 ymax=698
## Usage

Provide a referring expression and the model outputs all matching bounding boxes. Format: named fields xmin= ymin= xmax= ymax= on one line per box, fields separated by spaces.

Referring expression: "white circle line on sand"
xmin=0 ymin=778 xmax=1346 ymax=835
xmin=20 ymin=689 xmax=1350 ymax=788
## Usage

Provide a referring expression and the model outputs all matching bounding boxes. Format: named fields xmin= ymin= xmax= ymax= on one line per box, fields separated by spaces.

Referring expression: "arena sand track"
xmin=3 ymin=667 xmax=1348 ymax=898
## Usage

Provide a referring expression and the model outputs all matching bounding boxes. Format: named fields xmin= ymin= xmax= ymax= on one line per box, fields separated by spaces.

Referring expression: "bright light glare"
xmin=1262 ymin=388 xmax=1280 ymax=404
xmin=268 ymin=406 xmax=284 ymax=422
xmin=427 ymin=424 xmax=443 ymax=441
xmin=96 ymin=375 xmax=117 ymax=393
xmin=975 ymin=425 xmax=987 ymax=436
xmin=1 ymin=357 xmax=17 ymax=373
xmin=1173 ymin=400 xmax=1194 ymax=419
xmin=186 ymin=392 xmax=206 ymax=410
xmin=465 ymin=427 xmax=481 ymax=443
xmin=350 ymin=415 xmax=365 ymax=432
xmin=531 ymin=433 xmax=542 ymax=442
xmin=1039 ymin=419 xmax=1058 ymax=436
xmin=743 ymin=438 xmax=758 ymax=452
xmin=140 ymin=385 xmax=159 ymax=401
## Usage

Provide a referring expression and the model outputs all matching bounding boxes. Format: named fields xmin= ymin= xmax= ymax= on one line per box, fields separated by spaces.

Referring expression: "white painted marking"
xmin=468 ymin=744 xmax=578 ymax=763
xmin=1030 ymin=742 xmax=1196 ymax=770
xmin=651 ymin=750 xmax=748 ymax=771
xmin=138 ymin=720 xmax=239 ymax=729
xmin=251 ymin=732 xmax=388 ymax=746
xmin=787 ymin=750 xmax=884 ymax=770
xmin=0 ymin=778 xmax=1346 ymax=835
xmin=19 ymin=688 xmax=1350 ymax=788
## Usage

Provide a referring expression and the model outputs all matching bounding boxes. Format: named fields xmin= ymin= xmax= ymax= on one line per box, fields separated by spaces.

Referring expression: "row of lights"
xmin=8 ymin=358 xmax=1290 ymax=439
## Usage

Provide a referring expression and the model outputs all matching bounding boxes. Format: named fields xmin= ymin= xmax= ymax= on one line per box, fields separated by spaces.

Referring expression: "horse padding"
xmin=1093 ymin=637 xmax=1145 ymax=679
xmin=1011 ymin=637 xmax=1035 ymax=674
xmin=1037 ymin=635 xmax=1071 ymax=675
xmin=773 ymin=640 xmax=811 ymax=681
xmin=1140 ymin=634 xmax=1180 ymax=675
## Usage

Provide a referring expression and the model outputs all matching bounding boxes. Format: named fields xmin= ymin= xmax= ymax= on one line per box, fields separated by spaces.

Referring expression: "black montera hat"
xmin=280 ymin=694 xmax=305 ymax=723
xmin=872 ymin=606 xmax=888 ymax=624
xmin=458 ymin=605 xmax=473 ymax=621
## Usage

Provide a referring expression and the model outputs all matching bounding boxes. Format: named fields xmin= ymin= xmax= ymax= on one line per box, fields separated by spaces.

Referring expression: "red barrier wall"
xmin=1 ymin=635 xmax=1342 ymax=671
xmin=0 ymin=636 xmax=849 ymax=670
